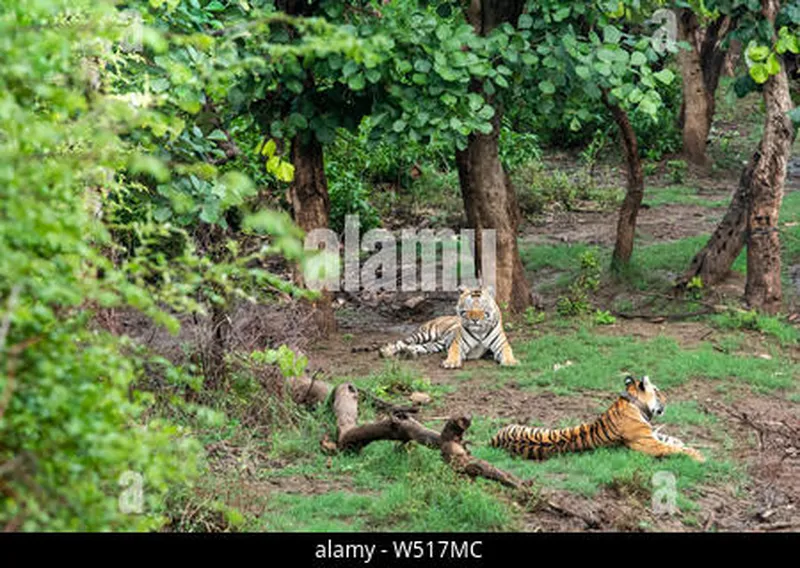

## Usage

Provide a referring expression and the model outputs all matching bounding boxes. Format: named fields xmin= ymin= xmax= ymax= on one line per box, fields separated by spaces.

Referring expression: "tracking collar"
xmin=619 ymin=391 xmax=654 ymax=422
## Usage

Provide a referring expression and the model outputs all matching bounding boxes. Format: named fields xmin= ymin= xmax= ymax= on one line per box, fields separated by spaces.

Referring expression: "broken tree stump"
xmin=327 ymin=382 xmax=528 ymax=492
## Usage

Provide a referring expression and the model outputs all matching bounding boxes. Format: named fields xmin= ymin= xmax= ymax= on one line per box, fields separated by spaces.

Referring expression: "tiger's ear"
xmin=457 ymin=284 xmax=471 ymax=294
xmin=624 ymin=375 xmax=636 ymax=387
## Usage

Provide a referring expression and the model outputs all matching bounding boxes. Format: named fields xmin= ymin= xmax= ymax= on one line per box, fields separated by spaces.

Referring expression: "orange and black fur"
xmin=491 ymin=376 xmax=705 ymax=462
xmin=378 ymin=287 xmax=518 ymax=369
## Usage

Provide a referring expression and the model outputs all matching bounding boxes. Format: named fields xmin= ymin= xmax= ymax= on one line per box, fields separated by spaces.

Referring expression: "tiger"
xmin=378 ymin=286 xmax=518 ymax=369
xmin=490 ymin=375 xmax=705 ymax=462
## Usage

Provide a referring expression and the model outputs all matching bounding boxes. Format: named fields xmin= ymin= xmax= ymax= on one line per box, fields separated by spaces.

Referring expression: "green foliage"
xmin=327 ymin=165 xmax=381 ymax=235
xmin=513 ymin=163 xmax=603 ymax=215
xmin=686 ymin=275 xmax=705 ymax=300
xmin=557 ymin=250 xmax=602 ymax=317
xmin=667 ymin=159 xmax=688 ymax=184
xmin=0 ymin=0 xmax=207 ymax=530
xmin=593 ymin=309 xmax=617 ymax=325
xmin=524 ymin=306 xmax=547 ymax=326
xmin=499 ymin=118 xmax=543 ymax=171
xmin=0 ymin=0 xmax=323 ymax=531
xmin=251 ymin=345 xmax=308 ymax=378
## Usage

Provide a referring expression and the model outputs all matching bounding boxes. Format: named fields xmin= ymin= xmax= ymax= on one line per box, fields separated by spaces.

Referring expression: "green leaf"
xmin=766 ymin=52 xmax=781 ymax=76
xmin=286 ymin=80 xmax=303 ymax=94
xmin=348 ymin=73 xmax=366 ymax=91
xmin=538 ymin=80 xmax=556 ymax=94
xmin=603 ymin=25 xmax=622 ymax=45
xmin=749 ymin=63 xmax=769 ymax=84
xmin=205 ymin=1 xmax=225 ymax=11
xmin=653 ymin=69 xmax=674 ymax=85
xmin=392 ymin=119 xmax=406 ymax=133
xmin=630 ymin=52 xmax=647 ymax=66
xmin=130 ymin=155 xmax=170 ymax=183
xmin=575 ymin=65 xmax=591 ymax=79
xmin=553 ymin=6 xmax=571 ymax=22
xmin=207 ymin=129 xmax=227 ymax=141
xmin=518 ymin=14 xmax=533 ymax=29
xmin=414 ymin=59 xmax=432 ymax=73
xmin=276 ymin=162 xmax=295 ymax=183
xmin=262 ymin=139 xmax=277 ymax=157
xmin=747 ymin=45 xmax=770 ymax=62
xmin=595 ymin=62 xmax=611 ymax=76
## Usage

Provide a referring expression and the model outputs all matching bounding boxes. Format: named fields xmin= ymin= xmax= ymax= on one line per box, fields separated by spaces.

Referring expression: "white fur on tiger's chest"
xmin=465 ymin=344 xmax=489 ymax=360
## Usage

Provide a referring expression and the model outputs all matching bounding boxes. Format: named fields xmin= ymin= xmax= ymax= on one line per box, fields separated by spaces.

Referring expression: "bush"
xmin=327 ymin=165 xmax=381 ymax=235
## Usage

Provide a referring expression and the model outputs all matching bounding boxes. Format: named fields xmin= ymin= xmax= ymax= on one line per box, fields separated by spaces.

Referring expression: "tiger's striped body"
xmin=491 ymin=376 xmax=704 ymax=462
xmin=379 ymin=287 xmax=518 ymax=369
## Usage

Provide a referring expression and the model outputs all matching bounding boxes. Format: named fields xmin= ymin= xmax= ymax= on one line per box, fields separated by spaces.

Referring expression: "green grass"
xmin=470 ymin=327 xmax=797 ymax=395
xmin=710 ymin=309 xmax=799 ymax=346
xmin=468 ymin=416 xmax=742 ymax=511
xmin=521 ymin=236 xmax=748 ymax=293
xmin=658 ymin=400 xmax=719 ymax=427
xmin=643 ymin=186 xmax=727 ymax=209
xmin=260 ymin=426 xmax=516 ymax=532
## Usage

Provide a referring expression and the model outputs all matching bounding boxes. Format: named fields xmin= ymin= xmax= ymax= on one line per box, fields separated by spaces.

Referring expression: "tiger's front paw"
xmin=500 ymin=356 xmax=519 ymax=367
xmin=685 ymin=448 xmax=706 ymax=463
xmin=441 ymin=358 xmax=462 ymax=369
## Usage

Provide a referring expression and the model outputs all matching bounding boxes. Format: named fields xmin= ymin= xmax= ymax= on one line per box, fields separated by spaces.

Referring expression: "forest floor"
xmin=182 ymin=167 xmax=799 ymax=533
xmin=163 ymin=83 xmax=799 ymax=533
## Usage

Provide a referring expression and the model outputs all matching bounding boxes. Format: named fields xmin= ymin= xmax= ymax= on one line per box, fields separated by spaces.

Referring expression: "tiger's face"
xmin=624 ymin=375 xmax=665 ymax=417
xmin=456 ymin=287 xmax=498 ymax=333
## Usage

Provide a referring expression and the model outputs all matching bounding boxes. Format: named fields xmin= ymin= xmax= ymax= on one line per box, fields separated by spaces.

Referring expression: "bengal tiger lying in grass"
xmin=491 ymin=376 xmax=705 ymax=462
xmin=378 ymin=286 xmax=518 ymax=369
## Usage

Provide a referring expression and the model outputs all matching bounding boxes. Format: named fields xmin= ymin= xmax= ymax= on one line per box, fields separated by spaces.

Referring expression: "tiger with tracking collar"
xmin=378 ymin=286 xmax=518 ymax=369
xmin=491 ymin=376 xmax=705 ymax=462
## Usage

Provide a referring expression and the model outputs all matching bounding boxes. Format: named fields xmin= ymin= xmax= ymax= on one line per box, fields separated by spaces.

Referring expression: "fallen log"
xmin=330 ymin=382 xmax=529 ymax=492
xmin=286 ymin=373 xmax=331 ymax=406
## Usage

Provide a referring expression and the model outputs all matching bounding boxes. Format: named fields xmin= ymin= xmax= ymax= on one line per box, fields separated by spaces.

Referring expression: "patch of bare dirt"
xmin=521 ymin=203 xmax=724 ymax=247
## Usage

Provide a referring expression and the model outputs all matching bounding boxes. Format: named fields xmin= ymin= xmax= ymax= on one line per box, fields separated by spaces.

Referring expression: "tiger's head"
xmin=456 ymin=286 xmax=499 ymax=334
xmin=624 ymin=375 xmax=666 ymax=418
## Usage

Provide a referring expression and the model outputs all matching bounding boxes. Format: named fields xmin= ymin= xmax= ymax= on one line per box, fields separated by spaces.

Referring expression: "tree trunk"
xmin=676 ymin=158 xmax=753 ymax=288
xmin=603 ymin=96 xmax=644 ymax=268
xmin=457 ymin=0 xmax=530 ymax=313
xmin=677 ymin=10 xmax=711 ymax=166
xmin=745 ymin=0 xmax=794 ymax=313
xmin=290 ymin=134 xmax=337 ymax=335
xmin=676 ymin=10 xmax=730 ymax=166
xmin=455 ymin=119 xmax=530 ymax=312
xmin=678 ymin=1 xmax=793 ymax=306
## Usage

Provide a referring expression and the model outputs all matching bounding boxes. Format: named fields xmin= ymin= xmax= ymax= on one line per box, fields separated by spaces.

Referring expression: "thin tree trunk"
xmin=745 ymin=0 xmax=794 ymax=313
xmin=602 ymin=95 xmax=644 ymax=268
xmin=457 ymin=0 xmax=530 ymax=312
xmin=677 ymin=10 xmax=712 ymax=166
xmin=676 ymin=159 xmax=754 ymax=288
xmin=290 ymin=134 xmax=336 ymax=335
xmin=676 ymin=11 xmax=730 ymax=166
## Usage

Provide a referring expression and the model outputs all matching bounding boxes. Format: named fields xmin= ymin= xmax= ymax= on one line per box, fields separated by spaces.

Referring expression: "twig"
xmin=761 ymin=522 xmax=799 ymax=531
xmin=543 ymin=499 xmax=601 ymax=529
xmin=612 ymin=307 xmax=717 ymax=322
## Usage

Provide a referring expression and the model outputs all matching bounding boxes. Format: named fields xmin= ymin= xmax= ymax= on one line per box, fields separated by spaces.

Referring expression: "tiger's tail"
xmin=491 ymin=417 xmax=620 ymax=460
